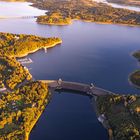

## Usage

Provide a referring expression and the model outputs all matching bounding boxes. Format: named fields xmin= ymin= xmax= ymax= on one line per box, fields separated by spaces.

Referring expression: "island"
xmin=129 ymin=50 xmax=140 ymax=87
xmin=96 ymin=94 xmax=140 ymax=140
xmin=0 ymin=32 xmax=62 ymax=140
xmin=30 ymin=0 xmax=140 ymax=26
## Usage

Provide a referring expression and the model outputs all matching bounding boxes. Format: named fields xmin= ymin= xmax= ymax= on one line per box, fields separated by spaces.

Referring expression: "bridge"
xmin=0 ymin=16 xmax=39 ymax=20
xmin=40 ymin=79 xmax=115 ymax=97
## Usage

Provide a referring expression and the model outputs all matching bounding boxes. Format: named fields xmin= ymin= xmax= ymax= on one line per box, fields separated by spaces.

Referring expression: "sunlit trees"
xmin=0 ymin=32 xmax=58 ymax=139
xmin=97 ymin=95 xmax=140 ymax=140
xmin=0 ymin=32 xmax=62 ymax=57
xmin=33 ymin=0 xmax=140 ymax=26
xmin=0 ymin=81 xmax=50 ymax=140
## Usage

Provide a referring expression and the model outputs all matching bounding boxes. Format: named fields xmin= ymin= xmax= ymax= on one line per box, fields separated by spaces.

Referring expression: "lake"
xmin=0 ymin=1 xmax=46 ymax=17
xmin=93 ymin=0 xmax=140 ymax=11
xmin=0 ymin=1 xmax=140 ymax=140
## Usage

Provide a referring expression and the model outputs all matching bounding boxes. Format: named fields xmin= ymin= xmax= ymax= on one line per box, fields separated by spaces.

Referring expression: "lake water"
xmin=93 ymin=0 xmax=140 ymax=12
xmin=0 ymin=1 xmax=140 ymax=140
xmin=0 ymin=1 xmax=46 ymax=17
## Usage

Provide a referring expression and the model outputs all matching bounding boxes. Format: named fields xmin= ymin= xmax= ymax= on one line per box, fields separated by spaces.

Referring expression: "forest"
xmin=0 ymin=32 xmax=62 ymax=57
xmin=0 ymin=32 xmax=61 ymax=139
xmin=0 ymin=81 xmax=50 ymax=140
xmin=0 ymin=56 xmax=32 ymax=90
xmin=96 ymin=95 xmax=140 ymax=140
xmin=0 ymin=32 xmax=61 ymax=90
xmin=30 ymin=0 xmax=140 ymax=26
xmin=37 ymin=12 xmax=72 ymax=25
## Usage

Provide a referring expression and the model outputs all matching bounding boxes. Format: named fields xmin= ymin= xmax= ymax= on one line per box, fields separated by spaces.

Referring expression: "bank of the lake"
xmin=96 ymin=95 xmax=140 ymax=140
xmin=15 ymin=40 xmax=62 ymax=58
xmin=25 ymin=91 xmax=51 ymax=140
xmin=32 ymin=0 xmax=140 ymax=27
xmin=129 ymin=70 xmax=140 ymax=89
xmin=0 ymin=32 xmax=62 ymax=140
xmin=128 ymin=50 xmax=140 ymax=88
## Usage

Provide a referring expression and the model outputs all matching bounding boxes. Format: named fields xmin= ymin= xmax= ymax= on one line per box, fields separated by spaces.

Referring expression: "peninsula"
xmin=30 ymin=0 xmax=140 ymax=26
xmin=129 ymin=50 xmax=140 ymax=87
xmin=0 ymin=32 xmax=62 ymax=140
xmin=2 ymin=0 xmax=140 ymax=26
xmin=0 ymin=32 xmax=62 ymax=57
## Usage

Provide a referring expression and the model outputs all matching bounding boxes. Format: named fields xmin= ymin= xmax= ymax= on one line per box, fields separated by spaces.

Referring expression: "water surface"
xmin=0 ymin=1 xmax=46 ymax=17
xmin=93 ymin=0 xmax=140 ymax=11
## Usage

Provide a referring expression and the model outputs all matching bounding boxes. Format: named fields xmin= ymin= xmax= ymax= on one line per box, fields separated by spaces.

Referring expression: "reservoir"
xmin=92 ymin=0 xmax=140 ymax=11
xmin=0 ymin=1 xmax=140 ymax=140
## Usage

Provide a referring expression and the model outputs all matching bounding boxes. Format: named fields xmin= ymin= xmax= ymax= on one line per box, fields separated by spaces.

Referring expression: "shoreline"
xmin=25 ymin=92 xmax=50 ymax=140
xmin=37 ymin=17 xmax=140 ymax=27
xmin=128 ymin=50 xmax=140 ymax=89
xmin=37 ymin=19 xmax=72 ymax=26
xmin=94 ymin=96 xmax=113 ymax=140
xmin=1 ymin=0 xmax=140 ymax=27
xmin=0 ymin=32 xmax=62 ymax=140
xmin=95 ymin=94 xmax=140 ymax=140
xmin=128 ymin=70 xmax=140 ymax=89
xmin=37 ymin=22 xmax=72 ymax=26
xmin=77 ymin=19 xmax=140 ymax=27
xmin=14 ymin=40 xmax=62 ymax=58
xmin=13 ymin=38 xmax=62 ymax=140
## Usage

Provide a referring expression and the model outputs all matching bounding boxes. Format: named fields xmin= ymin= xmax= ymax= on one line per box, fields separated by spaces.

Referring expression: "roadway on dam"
xmin=41 ymin=80 xmax=115 ymax=96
